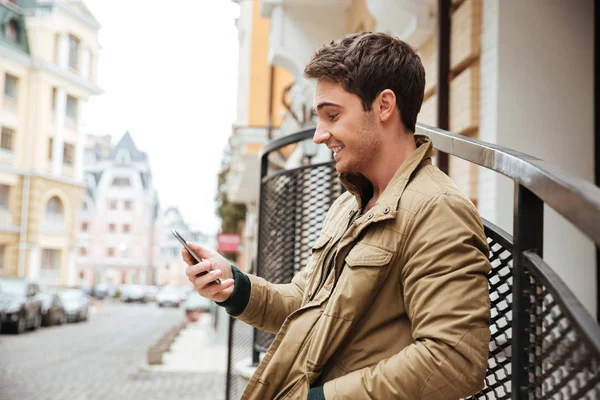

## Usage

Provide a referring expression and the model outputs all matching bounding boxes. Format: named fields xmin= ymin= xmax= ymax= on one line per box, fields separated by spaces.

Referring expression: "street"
xmin=0 ymin=302 xmax=225 ymax=400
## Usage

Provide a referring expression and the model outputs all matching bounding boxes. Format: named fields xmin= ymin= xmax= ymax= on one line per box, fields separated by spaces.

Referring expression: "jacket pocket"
xmin=345 ymin=243 xmax=394 ymax=268
xmin=303 ymin=234 xmax=332 ymax=304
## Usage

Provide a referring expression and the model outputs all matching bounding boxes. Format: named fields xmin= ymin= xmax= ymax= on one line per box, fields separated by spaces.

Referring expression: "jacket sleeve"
xmin=323 ymin=194 xmax=491 ymax=400
xmin=233 ymin=267 xmax=310 ymax=334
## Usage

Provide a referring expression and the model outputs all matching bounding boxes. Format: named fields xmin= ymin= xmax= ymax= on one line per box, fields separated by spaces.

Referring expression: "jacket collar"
xmin=339 ymin=135 xmax=433 ymax=217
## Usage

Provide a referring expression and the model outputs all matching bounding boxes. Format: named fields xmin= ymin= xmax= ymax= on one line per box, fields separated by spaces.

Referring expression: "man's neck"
xmin=362 ymin=133 xmax=417 ymax=206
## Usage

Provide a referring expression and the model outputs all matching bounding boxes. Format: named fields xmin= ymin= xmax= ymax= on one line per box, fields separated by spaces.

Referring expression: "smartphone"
xmin=172 ymin=228 xmax=221 ymax=284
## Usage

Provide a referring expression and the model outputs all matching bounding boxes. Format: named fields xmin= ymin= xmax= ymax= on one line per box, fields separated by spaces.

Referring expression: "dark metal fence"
xmin=225 ymin=125 xmax=600 ymax=399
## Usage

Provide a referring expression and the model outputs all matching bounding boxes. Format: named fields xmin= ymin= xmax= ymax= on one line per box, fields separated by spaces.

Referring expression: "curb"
xmin=147 ymin=321 xmax=187 ymax=365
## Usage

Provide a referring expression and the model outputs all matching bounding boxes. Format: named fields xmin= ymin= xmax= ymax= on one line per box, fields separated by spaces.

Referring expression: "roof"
xmin=109 ymin=132 xmax=147 ymax=162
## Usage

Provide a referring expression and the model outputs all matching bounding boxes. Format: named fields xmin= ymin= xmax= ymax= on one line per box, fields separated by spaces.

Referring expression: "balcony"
xmin=226 ymin=126 xmax=269 ymax=204
xmin=225 ymin=126 xmax=600 ymax=399
xmin=260 ymin=0 xmax=350 ymax=80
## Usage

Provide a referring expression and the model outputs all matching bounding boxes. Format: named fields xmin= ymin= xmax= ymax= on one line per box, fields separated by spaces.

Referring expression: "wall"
xmin=479 ymin=0 xmax=596 ymax=316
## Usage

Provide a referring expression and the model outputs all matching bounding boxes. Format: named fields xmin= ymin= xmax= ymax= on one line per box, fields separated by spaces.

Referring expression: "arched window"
xmin=4 ymin=20 xmax=18 ymax=43
xmin=43 ymin=196 xmax=65 ymax=233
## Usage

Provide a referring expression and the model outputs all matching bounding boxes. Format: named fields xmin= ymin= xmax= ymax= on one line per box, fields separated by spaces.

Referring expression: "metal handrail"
xmin=416 ymin=123 xmax=600 ymax=246
xmin=260 ymin=124 xmax=600 ymax=246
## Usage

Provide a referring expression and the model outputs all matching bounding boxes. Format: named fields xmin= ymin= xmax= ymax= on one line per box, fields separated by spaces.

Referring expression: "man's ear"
xmin=378 ymin=89 xmax=397 ymax=122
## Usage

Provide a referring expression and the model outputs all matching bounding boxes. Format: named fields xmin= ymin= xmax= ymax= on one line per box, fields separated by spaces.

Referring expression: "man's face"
xmin=312 ymin=80 xmax=382 ymax=175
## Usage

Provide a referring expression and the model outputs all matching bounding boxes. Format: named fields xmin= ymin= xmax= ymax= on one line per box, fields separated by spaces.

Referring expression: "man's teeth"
xmin=333 ymin=146 xmax=344 ymax=153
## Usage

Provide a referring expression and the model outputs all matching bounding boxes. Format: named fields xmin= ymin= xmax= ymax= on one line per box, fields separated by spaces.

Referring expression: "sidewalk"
xmin=149 ymin=312 xmax=228 ymax=374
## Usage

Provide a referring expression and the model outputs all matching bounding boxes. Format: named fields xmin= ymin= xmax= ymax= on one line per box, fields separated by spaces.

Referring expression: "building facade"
xmin=0 ymin=0 xmax=102 ymax=286
xmin=156 ymin=206 xmax=216 ymax=288
xmin=75 ymin=132 xmax=160 ymax=289
xmin=226 ymin=0 xmax=293 ymax=273
xmin=225 ymin=0 xmax=596 ymax=316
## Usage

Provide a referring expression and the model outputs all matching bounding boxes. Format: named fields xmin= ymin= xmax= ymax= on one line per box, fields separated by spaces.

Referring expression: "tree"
xmin=216 ymin=163 xmax=246 ymax=261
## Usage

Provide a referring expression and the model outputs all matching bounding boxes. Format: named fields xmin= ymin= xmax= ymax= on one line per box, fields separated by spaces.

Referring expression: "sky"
xmin=83 ymin=0 xmax=241 ymax=235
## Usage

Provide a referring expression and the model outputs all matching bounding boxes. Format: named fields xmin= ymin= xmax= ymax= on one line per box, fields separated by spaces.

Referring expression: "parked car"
xmin=120 ymin=284 xmax=146 ymax=303
xmin=92 ymin=284 xmax=109 ymax=299
xmin=183 ymin=292 xmax=213 ymax=322
xmin=0 ymin=278 xmax=43 ymax=334
xmin=38 ymin=292 xmax=66 ymax=326
xmin=155 ymin=286 xmax=182 ymax=308
xmin=143 ymin=285 xmax=158 ymax=302
xmin=57 ymin=289 xmax=90 ymax=322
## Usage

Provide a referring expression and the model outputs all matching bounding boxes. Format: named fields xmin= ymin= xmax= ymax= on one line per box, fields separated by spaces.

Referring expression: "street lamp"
xmin=300 ymin=139 xmax=319 ymax=165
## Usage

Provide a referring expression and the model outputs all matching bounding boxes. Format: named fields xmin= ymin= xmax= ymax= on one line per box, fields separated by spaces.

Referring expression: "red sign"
xmin=217 ymin=233 xmax=241 ymax=253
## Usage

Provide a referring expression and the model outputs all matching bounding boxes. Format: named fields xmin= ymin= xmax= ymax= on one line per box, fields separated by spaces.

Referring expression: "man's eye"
xmin=327 ymin=114 xmax=338 ymax=121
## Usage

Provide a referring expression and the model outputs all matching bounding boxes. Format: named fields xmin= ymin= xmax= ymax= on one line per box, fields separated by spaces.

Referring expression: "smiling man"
xmin=182 ymin=32 xmax=491 ymax=400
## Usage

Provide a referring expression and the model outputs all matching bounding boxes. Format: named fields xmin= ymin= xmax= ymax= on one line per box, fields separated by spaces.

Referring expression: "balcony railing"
xmin=225 ymin=125 xmax=600 ymax=400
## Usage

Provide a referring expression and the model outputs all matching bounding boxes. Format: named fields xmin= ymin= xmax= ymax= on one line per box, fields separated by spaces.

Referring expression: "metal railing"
xmin=225 ymin=124 xmax=600 ymax=399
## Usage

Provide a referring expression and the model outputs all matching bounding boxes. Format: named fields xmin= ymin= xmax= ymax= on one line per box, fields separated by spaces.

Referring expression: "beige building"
xmin=225 ymin=0 xmax=596 ymax=316
xmin=0 ymin=0 xmax=102 ymax=286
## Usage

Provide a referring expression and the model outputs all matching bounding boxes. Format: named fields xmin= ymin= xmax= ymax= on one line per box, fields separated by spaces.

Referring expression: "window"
xmin=79 ymin=271 xmax=84 ymax=280
xmin=48 ymin=138 xmax=53 ymax=160
xmin=68 ymin=34 xmax=79 ymax=70
xmin=43 ymin=196 xmax=65 ymax=233
xmin=0 ymin=184 xmax=10 ymax=209
xmin=112 ymin=178 xmax=131 ymax=187
xmin=63 ymin=143 xmax=74 ymax=165
xmin=79 ymin=247 xmax=87 ymax=256
xmin=121 ymin=247 xmax=129 ymax=258
xmin=1 ymin=127 xmax=14 ymax=151
xmin=124 ymin=201 xmax=132 ymax=210
xmin=66 ymin=95 xmax=78 ymax=120
xmin=41 ymin=249 xmax=60 ymax=269
xmin=0 ymin=244 xmax=5 ymax=271
xmin=81 ymin=222 xmax=88 ymax=232
xmin=4 ymin=19 xmax=18 ymax=43
xmin=107 ymin=248 xmax=115 ymax=257
xmin=123 ymin=224 xmax=131 ymax=233
xmin=51 ymin=87 xmax=57 ymax=111
xmin=108 ymin=200 xmax=117 ymax=210
xmin=81 ymin=201 xmax=88 ymax=211
xmin=109 ymin=223 xmax=116 ymax=233
xmin=4 ymin=73 xmax=18 ymax=101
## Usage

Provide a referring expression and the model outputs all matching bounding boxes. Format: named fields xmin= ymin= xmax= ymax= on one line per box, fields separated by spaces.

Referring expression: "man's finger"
xmin=193 ymin=269 xmax=223 ymax=289
xmin=200 ymin=278 xmax=235 ymax=299
xmin=181 ymin=248 xmax=195 ymax=266
xmin=186 ymin=260 xmax=212 ymax=278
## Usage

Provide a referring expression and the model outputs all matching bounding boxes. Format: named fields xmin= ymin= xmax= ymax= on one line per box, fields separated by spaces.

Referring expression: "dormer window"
xmin=112 ymin=177 xmax=131 ymax=187
xmin=116 ymin=148 xmax=130 ymax=164
xmin=4 ymin=20 xmax=18 ymax=43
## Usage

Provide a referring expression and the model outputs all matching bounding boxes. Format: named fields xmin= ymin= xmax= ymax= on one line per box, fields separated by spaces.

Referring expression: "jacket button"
xmin=367 ymin=214 xmax=373 ymax=219
xmin=384 ymin=207 xmax=390 ymax=214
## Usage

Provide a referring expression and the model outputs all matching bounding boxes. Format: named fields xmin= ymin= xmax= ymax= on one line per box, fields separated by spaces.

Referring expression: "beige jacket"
xmin=236 ymin=135 xmax=491 ymax=399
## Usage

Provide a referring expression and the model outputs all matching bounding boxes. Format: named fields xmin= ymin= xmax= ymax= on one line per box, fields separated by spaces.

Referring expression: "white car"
xmin=156 ymin=287 xmax=182 ymax=307
xmin=120 ymin=284 xmax=146 ymax=303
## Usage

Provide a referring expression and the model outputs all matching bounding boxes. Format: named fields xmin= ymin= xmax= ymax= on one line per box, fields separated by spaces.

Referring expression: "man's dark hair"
xmin=304 ymin=32 xmax=425 ymax=133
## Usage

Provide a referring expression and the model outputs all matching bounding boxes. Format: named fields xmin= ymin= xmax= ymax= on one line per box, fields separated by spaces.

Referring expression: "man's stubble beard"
xmin=346 ymin=112 xmax=381 ymax=175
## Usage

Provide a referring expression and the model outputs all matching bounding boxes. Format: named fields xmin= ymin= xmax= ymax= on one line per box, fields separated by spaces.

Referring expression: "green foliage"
xmin=216 ymin=163 xmax=246 ymax=261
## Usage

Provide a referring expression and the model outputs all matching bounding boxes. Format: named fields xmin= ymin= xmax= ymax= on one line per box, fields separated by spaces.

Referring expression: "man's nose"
xmin=313 ymin=125 xmax=330 ymax=144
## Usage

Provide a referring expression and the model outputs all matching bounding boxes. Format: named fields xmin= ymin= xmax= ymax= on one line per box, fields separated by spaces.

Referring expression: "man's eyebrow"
xmin=313 ymin=102 xmax=343 ymax=112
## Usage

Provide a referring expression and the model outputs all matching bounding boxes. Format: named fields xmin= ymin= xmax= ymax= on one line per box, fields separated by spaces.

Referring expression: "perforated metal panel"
xmin=467 ymin=222 xmax=513 ymax=399
xmin=523 ymin=254 xmax=600 ymax=399
xmin=255 ymin=162 xmax=342 ymax=352
xmin=226 ymin=317 xmax=254 ymax=400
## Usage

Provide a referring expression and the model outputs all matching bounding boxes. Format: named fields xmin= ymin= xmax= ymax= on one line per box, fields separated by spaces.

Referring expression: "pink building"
xmin=157 ymin=207 xmax=215 ymax=288
xmin=76 ymin=132 xmax=160 ymax=289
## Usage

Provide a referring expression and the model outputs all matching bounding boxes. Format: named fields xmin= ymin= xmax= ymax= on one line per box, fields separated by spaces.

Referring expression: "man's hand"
xmin=182 ymin=243 xmax=235 ymax=303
